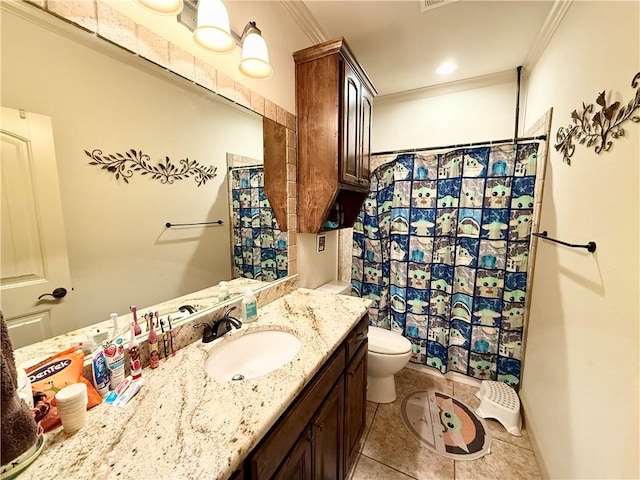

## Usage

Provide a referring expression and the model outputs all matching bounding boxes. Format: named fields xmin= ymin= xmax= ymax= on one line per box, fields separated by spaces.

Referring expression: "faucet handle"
xmin=193 ymin=323 xmax=215 ymax=343
xmin=223 ymin=306 xmax=237 ymax=317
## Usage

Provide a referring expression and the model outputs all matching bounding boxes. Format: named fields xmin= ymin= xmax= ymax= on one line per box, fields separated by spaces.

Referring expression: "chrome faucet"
xmin=194 ymin=307 xmax=242 ymax=343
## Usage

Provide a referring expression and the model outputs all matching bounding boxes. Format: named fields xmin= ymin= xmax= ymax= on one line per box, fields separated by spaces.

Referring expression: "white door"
xmin=1 ymin=106 xmax=75 ymax=348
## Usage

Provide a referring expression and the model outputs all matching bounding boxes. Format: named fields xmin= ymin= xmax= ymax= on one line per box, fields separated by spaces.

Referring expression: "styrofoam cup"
xmin=56 ymin=383 xmax=88 ymax=429
xmin=59 ymin=406 xmax=87 ymax=433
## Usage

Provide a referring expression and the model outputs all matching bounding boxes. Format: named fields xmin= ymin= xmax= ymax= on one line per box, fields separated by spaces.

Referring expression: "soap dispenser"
xmin=241 ymin=287 xmax=258 ymax=323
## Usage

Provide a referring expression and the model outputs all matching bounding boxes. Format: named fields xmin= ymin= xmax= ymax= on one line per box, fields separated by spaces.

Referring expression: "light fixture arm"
xmin=240 ymin=21 xmax=261 ymax=44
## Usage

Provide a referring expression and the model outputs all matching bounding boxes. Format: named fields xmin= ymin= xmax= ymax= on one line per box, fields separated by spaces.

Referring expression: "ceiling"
xmin=297 ymin=1 xmax=555 ymax=97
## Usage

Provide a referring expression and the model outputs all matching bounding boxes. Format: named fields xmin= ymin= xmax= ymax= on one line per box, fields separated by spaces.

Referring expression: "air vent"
xmin=419 ymin=0 xmax=457 ymax=12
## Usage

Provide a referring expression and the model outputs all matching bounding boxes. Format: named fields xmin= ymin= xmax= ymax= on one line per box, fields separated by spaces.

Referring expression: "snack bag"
xmin=25 ymin=348 xmax=102 ymax=431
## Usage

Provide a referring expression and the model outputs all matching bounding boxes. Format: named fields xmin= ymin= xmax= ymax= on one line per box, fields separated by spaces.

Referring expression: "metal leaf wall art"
xmin=85 ymin=148 xmax=217 ymax=186
xmin=554 ymin=71 xmax=640 ymax=165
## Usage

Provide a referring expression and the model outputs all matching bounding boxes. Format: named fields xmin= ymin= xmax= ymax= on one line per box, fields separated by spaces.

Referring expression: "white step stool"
xmin=475 ymin=380 xmax=522 ymax=436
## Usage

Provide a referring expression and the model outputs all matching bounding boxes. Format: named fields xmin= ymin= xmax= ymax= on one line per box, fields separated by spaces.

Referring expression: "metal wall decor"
xmin=85 ymin=148 xmax=217 ymax=186
xmin=554 ymin=71 xmax=640 ymax=165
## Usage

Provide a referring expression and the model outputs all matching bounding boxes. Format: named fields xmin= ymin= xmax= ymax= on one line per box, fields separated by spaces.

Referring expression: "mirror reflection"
xmin=227 ymin=157 xmax=289 ymax=282
xmin=1 ymin=8 xmax=285 ymax=349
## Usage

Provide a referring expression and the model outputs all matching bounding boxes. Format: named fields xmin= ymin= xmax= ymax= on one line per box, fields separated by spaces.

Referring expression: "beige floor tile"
xmin=357 ymin=401 xmax=379 ymax=454
xmin=352 ymin=454 xmax=417 ymax=480
xmin=393 ymin=367 xmax=454 ymax=405
xmin=366 ymin=401 xmax=379 ymax=429
xmin=453 ymin=382 xmax=534 ymax=450
xmin=362 ymin=402 xmax=454 ymax=480
xmin=454 ymin=438 xmax=542 ymax=480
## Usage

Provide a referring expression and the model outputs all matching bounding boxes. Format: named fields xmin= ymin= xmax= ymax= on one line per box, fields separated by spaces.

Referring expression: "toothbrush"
xmin=130 ymin=305 xmax=141 ymax=335
xmin=158 ymin=314 xmax=168 ymax=358
xmin=167 ymin=316 xmax=176 ymax=356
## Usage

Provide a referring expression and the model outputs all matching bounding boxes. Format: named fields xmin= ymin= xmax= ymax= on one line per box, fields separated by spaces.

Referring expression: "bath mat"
xmin=400 ymin=389 xmax=491 ymax=460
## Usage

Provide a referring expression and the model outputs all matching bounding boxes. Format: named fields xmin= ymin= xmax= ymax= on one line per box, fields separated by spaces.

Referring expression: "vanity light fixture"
xmin=436 ymin=61 xmax=458 ymax=75
xmin=239 ymin=22 xmax=272 ymax=79
xmin=134 ymin=0 xmax=184 ymax=16
xmin=193 ymin=0 xmax=235 ymax=54
xmin=175 ymin=0 xmax=273 ymax=79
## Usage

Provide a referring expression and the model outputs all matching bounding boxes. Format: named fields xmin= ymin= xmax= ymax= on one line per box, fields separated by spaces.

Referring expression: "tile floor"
xmin=349 ymin=367 xmax=543 ymax=480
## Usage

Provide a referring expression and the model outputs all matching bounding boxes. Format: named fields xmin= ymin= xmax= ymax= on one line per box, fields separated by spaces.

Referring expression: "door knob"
xmin=37 ymin=287 xmax=68 ymax=300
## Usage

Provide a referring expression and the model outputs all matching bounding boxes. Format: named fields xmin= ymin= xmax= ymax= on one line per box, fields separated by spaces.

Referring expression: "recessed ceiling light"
xmin=436 ymin=61 xmax=458 ymax=75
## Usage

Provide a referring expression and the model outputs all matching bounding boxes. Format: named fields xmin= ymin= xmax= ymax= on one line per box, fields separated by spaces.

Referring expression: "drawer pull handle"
xmin=355 ymin=333 xmax=365 ymax=341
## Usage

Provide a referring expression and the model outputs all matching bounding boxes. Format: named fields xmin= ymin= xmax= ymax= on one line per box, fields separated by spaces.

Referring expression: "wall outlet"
xmin=316 ymin=234 xmax=326 ymax=253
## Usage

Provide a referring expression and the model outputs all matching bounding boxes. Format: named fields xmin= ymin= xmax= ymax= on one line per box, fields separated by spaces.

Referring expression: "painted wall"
xmin=297 ymin=232 xmax=339 ymax=289
xmin=521 ymin=2 xmax=639 ymax=478
xmin=372 ymin=79 xmax=519 ymax=152
xmin=1 ymin=12 xmax=263 ymax=328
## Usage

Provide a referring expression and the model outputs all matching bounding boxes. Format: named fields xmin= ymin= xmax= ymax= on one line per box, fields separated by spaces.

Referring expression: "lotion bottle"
xmin=242 ymin=287 xmax=258 ymax=323
xmin=128 ymin=321 xmax=142 ymax=379
xmin=110 ymin=312 xmax=119 ymax=337
xmin=218 ymin=281 xmax=230 ymax=302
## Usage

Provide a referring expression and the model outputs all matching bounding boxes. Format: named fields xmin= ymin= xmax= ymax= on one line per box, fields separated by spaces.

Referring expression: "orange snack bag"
xmin=25 ymin=348 xmax=102 ymax=431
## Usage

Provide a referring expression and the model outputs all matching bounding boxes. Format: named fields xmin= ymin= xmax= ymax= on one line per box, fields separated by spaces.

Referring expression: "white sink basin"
xmin=203 ymin=329 xmax=301 ymax=381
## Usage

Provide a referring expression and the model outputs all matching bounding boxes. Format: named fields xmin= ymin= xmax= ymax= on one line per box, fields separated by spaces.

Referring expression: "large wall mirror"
xmin=1 ymin=5 xmax=289 ymax=349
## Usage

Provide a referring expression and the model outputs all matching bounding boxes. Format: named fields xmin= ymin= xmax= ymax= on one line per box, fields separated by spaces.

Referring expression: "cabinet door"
xmin=359 ymin=88 xmax=373 ymax=185
xmin=273 ymin=429 xmax=313 ymax=480
xmin=345 ymin=342 xmax=367 ymax=469
xmin=340 ymin=61 xmax=361 ymax=188
xmin=312 ymin=378 xmax=344 ymax=480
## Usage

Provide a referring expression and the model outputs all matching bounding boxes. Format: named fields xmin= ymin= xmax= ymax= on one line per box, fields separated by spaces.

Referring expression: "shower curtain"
xmin=230 ymin=166 xmax=288 ymax=282
xmin=351 ymin=142 xmax=540 ymax=389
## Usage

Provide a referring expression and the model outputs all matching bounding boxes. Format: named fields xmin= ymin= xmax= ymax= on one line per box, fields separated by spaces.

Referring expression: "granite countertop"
xmin=19 ymin=288 xmax=371 ymax=480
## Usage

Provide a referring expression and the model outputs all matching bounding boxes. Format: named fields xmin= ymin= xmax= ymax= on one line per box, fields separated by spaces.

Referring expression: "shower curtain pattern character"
xmin=231 ymin=166 xmax=288 ymax=282
xmin=351 ymin=143 xmax=539 ymax=388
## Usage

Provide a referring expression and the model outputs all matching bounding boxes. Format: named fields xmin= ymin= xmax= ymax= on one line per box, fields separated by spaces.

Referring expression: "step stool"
xmin=475 ymin=380 xmax=522 ymax=436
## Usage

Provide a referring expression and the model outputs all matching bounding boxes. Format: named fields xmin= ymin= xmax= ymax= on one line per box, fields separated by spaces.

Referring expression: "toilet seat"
xmin=368 ymin=327 xmax=411 ymax=355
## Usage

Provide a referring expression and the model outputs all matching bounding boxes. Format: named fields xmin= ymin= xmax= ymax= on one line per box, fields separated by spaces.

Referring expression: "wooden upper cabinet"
xmin=263 ymin=118 xmax=288 ymax=231
xmin=294 ymin=38 xmax=377 ymax=233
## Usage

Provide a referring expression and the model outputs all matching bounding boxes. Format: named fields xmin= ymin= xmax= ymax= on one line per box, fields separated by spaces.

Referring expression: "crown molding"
xmin=522 ymin=0 xmax=573 ymax=73
xmin=375 ymin=69 xmax=516 ymax=106
xmin=278 ymin=0 xmax=327 ymax=45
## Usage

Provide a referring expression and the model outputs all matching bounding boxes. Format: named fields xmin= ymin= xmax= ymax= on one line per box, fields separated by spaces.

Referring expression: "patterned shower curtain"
xmin=351 ymin=142 xmax=540 ymax=389
xmin=230 ymin=166 xmax=288 ymax=282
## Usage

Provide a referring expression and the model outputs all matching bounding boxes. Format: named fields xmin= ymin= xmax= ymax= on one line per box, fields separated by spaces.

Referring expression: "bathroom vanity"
xmin=245 ymin=314 xmax=368 ymax=479
xmin=16 ymin=288 xmax=371 ymax=480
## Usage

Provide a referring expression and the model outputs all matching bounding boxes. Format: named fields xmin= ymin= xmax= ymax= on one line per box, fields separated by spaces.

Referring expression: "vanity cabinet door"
xmin=272 ymin=429 xmax=313 ymax=480
xmin=345 ymin=341 xmax=367 ymax=469
xmin=312 ymin=378 xmax=344 ymax=480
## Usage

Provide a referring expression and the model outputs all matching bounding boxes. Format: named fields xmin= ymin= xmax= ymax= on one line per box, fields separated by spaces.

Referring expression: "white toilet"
xmin=367 ymin=326 xmax=412 ymax=403
xmin=315 ymin=281 xmax=413 ymax=404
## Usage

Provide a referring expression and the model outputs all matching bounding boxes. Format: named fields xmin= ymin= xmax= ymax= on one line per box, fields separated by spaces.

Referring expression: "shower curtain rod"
xmin=228 ymin=164 xmax=263 ymax=171
xmin=372 ymin=134 xmax=547 ymax=157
